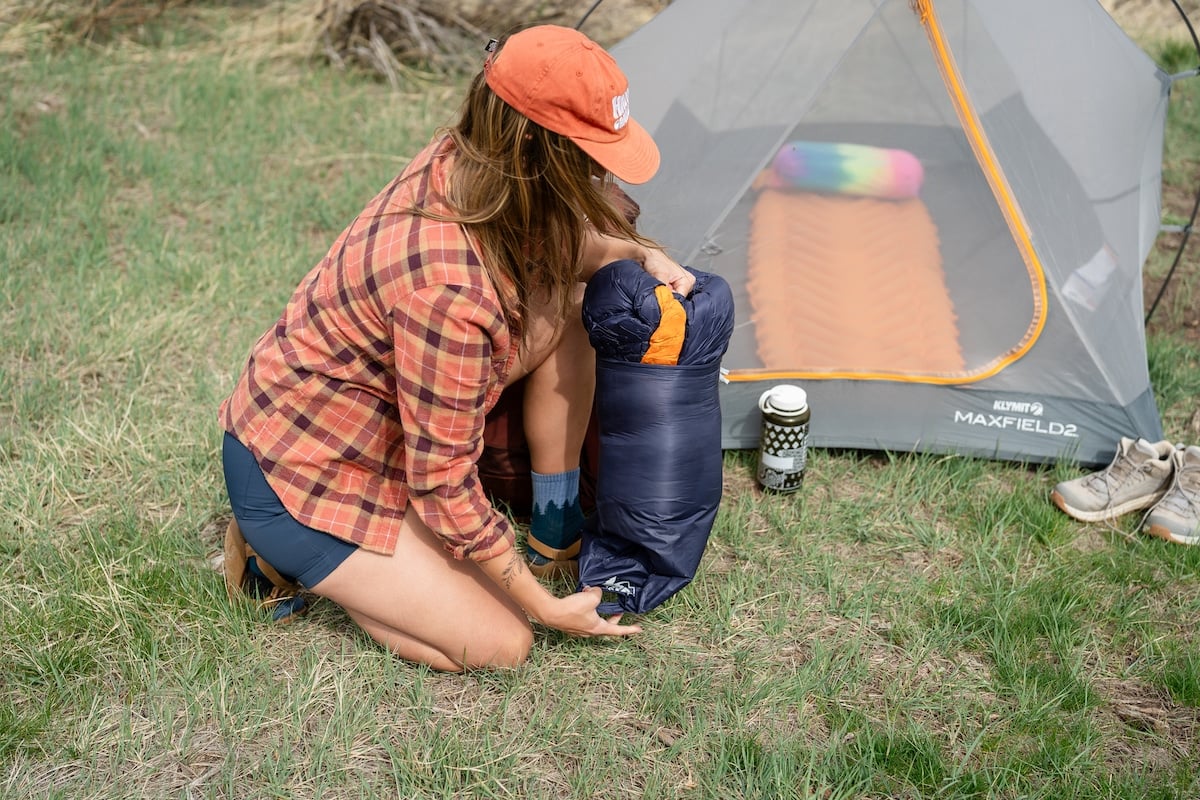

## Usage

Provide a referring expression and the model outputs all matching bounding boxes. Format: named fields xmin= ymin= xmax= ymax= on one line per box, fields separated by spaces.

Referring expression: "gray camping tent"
xmin=611 ymin=0 xmax=1180 ymax=466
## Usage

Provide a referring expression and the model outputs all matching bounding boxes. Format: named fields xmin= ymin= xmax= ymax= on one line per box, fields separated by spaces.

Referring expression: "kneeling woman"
xmin=218 ymin=25 xmax=693 ymax=671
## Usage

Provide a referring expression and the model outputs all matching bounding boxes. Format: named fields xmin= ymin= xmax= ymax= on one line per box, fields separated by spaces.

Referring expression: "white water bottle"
xmin=756 ymin=385 xmax=811 ymax=492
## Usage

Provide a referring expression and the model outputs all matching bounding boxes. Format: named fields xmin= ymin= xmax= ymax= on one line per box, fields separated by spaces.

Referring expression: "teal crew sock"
xmin=529 ymin=468 xmax=583 ymax=560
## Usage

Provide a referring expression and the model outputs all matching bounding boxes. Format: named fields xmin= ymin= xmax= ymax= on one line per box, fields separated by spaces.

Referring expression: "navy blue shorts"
xmin=222 ymin=432 xmax=357 ymax=589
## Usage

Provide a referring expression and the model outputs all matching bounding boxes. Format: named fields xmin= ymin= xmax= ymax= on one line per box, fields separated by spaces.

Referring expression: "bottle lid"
xmin=760 ymin=384 xmax=808 ymax=414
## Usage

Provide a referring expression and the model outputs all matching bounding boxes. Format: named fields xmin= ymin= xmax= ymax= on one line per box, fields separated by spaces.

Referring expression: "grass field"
xmin=2 ymin=3 xmax=1200 ymax=798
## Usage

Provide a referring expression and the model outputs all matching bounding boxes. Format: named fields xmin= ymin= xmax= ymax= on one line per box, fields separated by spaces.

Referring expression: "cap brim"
xmin=573 ymin=118 xmax=660 ymax=185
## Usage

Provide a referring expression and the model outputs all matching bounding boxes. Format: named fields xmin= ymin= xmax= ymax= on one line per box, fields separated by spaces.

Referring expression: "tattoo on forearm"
xmin=500 ymin=549 xmax=524 ymax=589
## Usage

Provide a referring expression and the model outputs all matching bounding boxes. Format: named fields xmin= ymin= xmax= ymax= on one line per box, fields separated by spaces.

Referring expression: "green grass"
xmin=3 ymin=6 xmax=1200 ymax=799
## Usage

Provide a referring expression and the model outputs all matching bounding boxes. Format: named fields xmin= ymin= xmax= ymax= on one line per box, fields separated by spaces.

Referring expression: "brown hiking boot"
xmin=525 ymin=535 xmax=580 ymax=581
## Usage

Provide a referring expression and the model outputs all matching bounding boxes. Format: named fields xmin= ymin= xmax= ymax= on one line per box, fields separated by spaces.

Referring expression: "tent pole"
xmin=1145 ymin=0 xmax=1200 ymax=327
xmin=1145 ymin=195 xmax=1198 ymax=326
xmin=1167 ymin=0 xmax=1200 ymax=62
xmin=574 ymin=0 xmax=606 ymax=31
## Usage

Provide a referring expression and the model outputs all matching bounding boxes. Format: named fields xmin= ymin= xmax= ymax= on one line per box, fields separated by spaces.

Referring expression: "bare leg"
xmin=310 ymin=505 xmax=533 ymax=672
xmin=311 ymin=288 xmax=593 ymax=670
xmin=507 ymin=284 xmax=595 ymax=473
xmin=506 ymin=285 xmax=593 ymax=576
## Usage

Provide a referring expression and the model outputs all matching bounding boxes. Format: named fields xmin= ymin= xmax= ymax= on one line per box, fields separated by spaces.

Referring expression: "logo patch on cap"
xmin=611 ymin=90 xmax=630 ymax=131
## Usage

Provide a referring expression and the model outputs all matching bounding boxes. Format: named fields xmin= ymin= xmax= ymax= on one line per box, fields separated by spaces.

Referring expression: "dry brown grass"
xmin=314 ymin=1 xmax=570 ymax=87
xmin=0 ymin=0 xmax=188 ymax=44
xmin=1102 ymin=0 xmax=1200 ymax=39
xmin=0 ymin=0 xmax=664 ymax=78
xmin=2 ymin=0 xmax=1193 ymax=58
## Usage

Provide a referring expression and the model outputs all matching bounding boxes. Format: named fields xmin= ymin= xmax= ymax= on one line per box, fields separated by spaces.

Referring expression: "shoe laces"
xmin=1158 ymin=457 xmax=1200 ymax=516
xmin=1081 ymin=450 xmax=1149 ymax=496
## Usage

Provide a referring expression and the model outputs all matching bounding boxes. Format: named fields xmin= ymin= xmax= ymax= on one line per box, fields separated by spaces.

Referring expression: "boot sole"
xmin=1050 ymin=489 xmax=1166 ymax=523
xmin=1144 ymin=523 xmax=1200 ymax=546
xmin=528 ymin=558 xmax=579 ymax=581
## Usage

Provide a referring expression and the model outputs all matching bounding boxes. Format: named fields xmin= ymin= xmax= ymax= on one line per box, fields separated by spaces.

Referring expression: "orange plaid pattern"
xmin=220 ymin=137 xmax=518 ymax=562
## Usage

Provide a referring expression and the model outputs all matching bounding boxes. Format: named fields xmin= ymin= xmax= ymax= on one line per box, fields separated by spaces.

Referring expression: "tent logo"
xmin=954 ymin=405 xmax=1078 ymax=438
xmin=993 ymin=400 xmax=1044 ymax=417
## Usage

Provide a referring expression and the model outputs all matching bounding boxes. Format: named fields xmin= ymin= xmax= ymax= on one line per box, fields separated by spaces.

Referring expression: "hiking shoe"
xmin=526 ymin=550 xmax=579 ymax=581
xmin=525 ymin=535 xmax=580 ymax=581
xmin=1050 ymin=437 xmax=1176 ymax=522
xmin=1143 ymin=445 xmax=1200 ymax=545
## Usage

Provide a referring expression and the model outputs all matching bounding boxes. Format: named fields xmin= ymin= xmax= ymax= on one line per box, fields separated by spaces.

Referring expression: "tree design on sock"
xmin=530 ymin=498 xmax=584 ymax=551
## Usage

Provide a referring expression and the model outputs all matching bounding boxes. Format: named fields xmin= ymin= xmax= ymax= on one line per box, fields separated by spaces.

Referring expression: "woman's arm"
xmin=580 ymin=229 xmax=696 ymax=296
xmin=475 ymin=547 xmax=642 ymax=637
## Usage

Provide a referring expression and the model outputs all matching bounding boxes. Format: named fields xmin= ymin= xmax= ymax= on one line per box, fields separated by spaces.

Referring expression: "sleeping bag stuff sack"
xmin=578 ymin=259 xmax=735 ymax=614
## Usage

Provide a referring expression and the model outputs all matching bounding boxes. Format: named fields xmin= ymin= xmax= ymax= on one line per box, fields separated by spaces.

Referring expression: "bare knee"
xmin=462 ymin=619 xmax=534 ymax=671
xmin=311 ymin=518 xmax=537 ymax=671
xmin=494 ymin=622 xmax=535 ymax=667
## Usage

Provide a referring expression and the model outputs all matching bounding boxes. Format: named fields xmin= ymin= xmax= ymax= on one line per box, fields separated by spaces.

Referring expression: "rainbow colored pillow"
xmin=759 ymin=140 xmax=924 ymax=199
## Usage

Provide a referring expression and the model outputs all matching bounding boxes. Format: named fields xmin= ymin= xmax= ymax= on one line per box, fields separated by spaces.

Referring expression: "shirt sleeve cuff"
xmin=461 ymin=529 xmax=514 ymax=563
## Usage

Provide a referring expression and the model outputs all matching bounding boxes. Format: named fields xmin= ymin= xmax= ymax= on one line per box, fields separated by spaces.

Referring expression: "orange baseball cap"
xmin=484 ymin=25 xmax=660 ymax=185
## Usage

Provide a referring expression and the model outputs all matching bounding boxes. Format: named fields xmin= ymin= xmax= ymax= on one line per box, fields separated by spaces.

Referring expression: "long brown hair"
xmin=426 ymin=40 xmax=657 ymax=335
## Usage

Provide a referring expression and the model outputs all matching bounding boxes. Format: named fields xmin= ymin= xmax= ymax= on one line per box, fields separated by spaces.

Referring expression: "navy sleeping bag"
xmin=578 ymin=259 xmax=735 ymax=614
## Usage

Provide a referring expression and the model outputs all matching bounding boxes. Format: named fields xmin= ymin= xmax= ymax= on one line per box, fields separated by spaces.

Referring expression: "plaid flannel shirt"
xmin=220 ymin=136 xmax=518 ymax=562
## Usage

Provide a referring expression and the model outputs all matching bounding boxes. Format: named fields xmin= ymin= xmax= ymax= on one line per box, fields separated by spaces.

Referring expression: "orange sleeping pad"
xmin=746 ymin=189 xmax=964 ymax=376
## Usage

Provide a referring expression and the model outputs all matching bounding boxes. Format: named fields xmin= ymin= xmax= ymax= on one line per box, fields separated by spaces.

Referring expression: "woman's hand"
xmin=580 ymin=230 xmax=696 ymax=296
xmin=640 ymin=247 xmax=695 ymax=297
xmin=476 ymin=548 xmax=640 ymax=638
xmin=536 ymin=586 xmax=642 ymax=638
